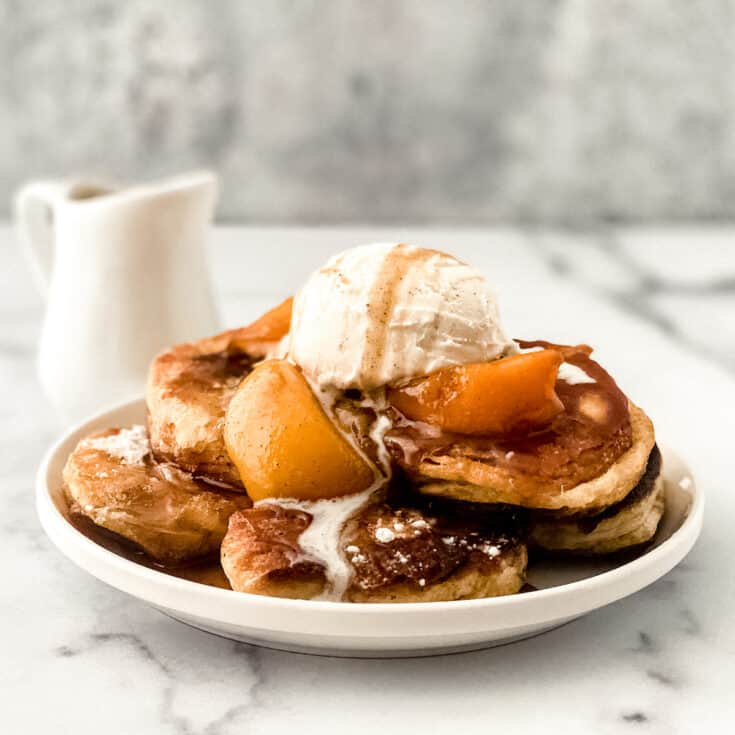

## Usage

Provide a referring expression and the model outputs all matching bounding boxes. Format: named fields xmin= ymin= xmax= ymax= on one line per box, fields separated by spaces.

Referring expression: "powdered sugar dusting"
xmin=346 ymin=505 xmax=513 ymax=591
xmin=84 ymin=425 xmax=149 ymax=465
xmin=375 ymin=526 xmax=395 ymax=543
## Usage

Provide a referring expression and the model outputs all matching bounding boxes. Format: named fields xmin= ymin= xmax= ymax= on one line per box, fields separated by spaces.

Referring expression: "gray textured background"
xmin=1 ymin=1 xmax=733 ymax=224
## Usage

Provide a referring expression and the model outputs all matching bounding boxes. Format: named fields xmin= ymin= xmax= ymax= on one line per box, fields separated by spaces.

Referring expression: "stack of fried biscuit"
xmin=62 ymin=311 xmax=664 ymax=602
xmin=384 ymin=342 xmax=663 ymax=557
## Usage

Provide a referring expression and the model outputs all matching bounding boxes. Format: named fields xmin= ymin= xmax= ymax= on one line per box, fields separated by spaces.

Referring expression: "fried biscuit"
xmin=384 ymin=342 xmax=658 ymax=514
xmin=63 ymin=426 xmax=251 ymax=564
xmin=410 ymin=403 xmax=654 ymax=512
xmin=221 ymin=496 xmax=527 ymax=602
xmin=530 ymin=445 xmax=665 ymax=554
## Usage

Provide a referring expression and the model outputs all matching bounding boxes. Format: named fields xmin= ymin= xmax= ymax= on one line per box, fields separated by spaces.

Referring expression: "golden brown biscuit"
xmin=384 ymin=345 xmax=655 ymax=514
xmin=403 ymin=403 xmax=655 ymax=512
xmin=345 ymin=503 xmax=528 ymax=602
xmin=146 ymin=328 xmax=266 ymax=488
xmin=220 ymin=505 xmax=328 ymax=600
xmin=221 ymin=497 xmax=527 ymax=602
xmin=530 ymin=445 xmax=665 ymax=554
xmin=63 ymin=426 xmax=251 ymax=564
xmin=388 ymin=346 xmax=628 ymax=484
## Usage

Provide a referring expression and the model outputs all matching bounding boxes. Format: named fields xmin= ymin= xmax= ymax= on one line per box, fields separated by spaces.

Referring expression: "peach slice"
xmin=224 ymin=359 xmax=375 ymax=501
xmin=230 ymin=297 xmax=293 ymax=351
xmin=388 ymin=349 xmax=564 ymax=436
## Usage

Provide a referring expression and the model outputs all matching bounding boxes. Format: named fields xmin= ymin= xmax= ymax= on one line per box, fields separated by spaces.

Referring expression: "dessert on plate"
xmin=62 ymin=243 xmax=665 ymax=602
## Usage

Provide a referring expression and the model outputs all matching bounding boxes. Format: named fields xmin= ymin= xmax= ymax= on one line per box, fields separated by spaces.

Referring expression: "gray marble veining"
xmin=530 ymin=228 xmax=735 ymax=373
xmin=1 ymin=225 xmax=733 ymax=733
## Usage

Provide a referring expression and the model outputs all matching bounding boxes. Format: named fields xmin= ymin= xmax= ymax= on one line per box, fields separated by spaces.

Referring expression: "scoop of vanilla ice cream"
xmin=288 ymin=243 xmax=516 ymax=390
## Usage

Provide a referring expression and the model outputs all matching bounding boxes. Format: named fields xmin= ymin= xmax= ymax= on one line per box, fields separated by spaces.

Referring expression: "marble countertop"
xmin=2 ymin=225 xmax=733 ymax=733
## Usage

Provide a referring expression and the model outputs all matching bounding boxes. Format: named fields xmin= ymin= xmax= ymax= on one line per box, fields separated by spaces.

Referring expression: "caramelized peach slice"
xmin=224 ymin=360 xmax=375 ymax=501
xmin=230 ymin=297 xmax=293 ymax=351
xmin=388 ymin=349 xmax=564 ymax=436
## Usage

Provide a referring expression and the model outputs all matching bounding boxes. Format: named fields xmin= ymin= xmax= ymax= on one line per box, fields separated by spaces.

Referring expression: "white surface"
xmin=2 ymin=225 xmax=734 ymax=730
xmin=36 ymin=398 xmax=702 ymax=657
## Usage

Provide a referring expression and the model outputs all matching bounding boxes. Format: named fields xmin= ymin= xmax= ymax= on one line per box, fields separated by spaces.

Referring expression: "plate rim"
xmin=36 ymin=397 xmax=704 ymax=635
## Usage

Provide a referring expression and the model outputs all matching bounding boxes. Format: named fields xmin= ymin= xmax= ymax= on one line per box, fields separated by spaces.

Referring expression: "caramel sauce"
xmin=571 ymin=445 xmax=660 ymax=534
xmin=168 ymin=350 xmax=256 ymax=395
xmin=63 ymin=497 xmax=232 ymax=589
xmin=361 ymin=245 xmax=439 ymax=381
xmin=62 ymin=484 xmax=528 ymax=596
xmin=342 ymin=494 xmax=527 ymax=593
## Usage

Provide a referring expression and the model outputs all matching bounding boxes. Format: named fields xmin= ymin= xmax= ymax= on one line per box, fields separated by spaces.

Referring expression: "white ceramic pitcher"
xmin=15 ymin=171 xmax=221 ymax=423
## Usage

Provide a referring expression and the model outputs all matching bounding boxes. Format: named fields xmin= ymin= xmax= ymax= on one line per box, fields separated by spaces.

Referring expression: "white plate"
xmin=37 ymin=398 xmax=703 ymax=658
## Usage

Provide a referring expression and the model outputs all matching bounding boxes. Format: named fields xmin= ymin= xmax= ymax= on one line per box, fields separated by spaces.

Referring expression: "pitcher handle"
xmin=14 ymin=180 xmax=105 ymax=297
